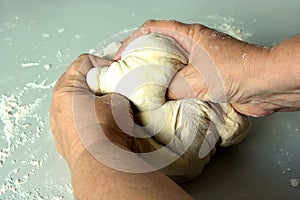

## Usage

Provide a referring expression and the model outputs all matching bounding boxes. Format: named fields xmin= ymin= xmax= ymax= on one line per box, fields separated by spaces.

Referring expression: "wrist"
xmin=240 ymin=44 xmax=272 ymax=104
xmin=196 ymin=28 xmax=272 ymax=104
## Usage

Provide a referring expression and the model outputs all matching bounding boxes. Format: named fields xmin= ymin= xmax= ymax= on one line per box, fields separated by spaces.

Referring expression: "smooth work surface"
xmin=0 ymin=0 xmax=300 ymax=199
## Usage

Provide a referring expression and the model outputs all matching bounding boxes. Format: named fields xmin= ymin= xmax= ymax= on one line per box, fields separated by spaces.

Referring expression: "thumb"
xmin=166 ymin=64 xmax=205 ymax=100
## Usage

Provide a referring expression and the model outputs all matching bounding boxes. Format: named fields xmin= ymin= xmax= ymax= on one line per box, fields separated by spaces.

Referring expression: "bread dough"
xmin=86 ymin=33 xmax=250 ymax=183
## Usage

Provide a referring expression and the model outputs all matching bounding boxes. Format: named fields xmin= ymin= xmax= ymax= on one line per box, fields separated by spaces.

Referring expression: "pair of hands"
xmin=50 ymin=19 xmax=298 ymax=166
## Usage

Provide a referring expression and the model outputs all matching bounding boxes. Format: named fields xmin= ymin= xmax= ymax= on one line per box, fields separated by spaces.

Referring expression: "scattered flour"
xmin=56 ymin=50 xmax=63 ymax=63
xmin=57 ymin=28 xmax=65 ymax=34
xmin=74 ymin=34 xmax=81 ymax=39
xmin=0 ymin=77 xmax=69 ymax=199
xmin=207 ymin=14 xmax=253 ymax=41
xmin=21 ymin=62 xmax=53 ymax=71
xmin=242 ymin=52 xmax=248 ymax=61
xmin=0 ymin=93 xmax=42 ymax=152
xmin=26 ymin=79 xmax=56 ymax=90
xmin=42 ymin=33 xmax=50 ymax=38
xmin=1 ymin=15 xmax=74 ymax=199
xmin=43 ymin=64 xmax=52 ymax=71
xmin=53 ymin=196 xmax=64 ymax=200
xmin=0 ymin=88 xmax=46 ymax=198
xmin=21 ymin=62 xmax=39 ymax=68
xmin=289 ymin=178 xmax=299 ymax=188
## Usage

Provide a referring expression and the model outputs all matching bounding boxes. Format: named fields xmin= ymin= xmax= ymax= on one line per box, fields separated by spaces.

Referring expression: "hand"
xmin=115 ymin=20 xmax=251 ymax=103
xmin=50 ymin=54 xmax=193 ymax=200
xmin=116 ymin=20 xmax=300 ymax=117
xmin=115 ymin=20 xmax=279 ymax=117
xmin=50 ymin=54 xmax=134 ymax=167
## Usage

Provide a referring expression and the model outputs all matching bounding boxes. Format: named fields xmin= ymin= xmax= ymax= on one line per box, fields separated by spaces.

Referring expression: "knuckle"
xmin=75 ymin=53 xmax=91 ymax=66
xmin=168 ymin=20 xmax=181 ymax=25
xmin=66 ymin=64 xmax=78 ymax=78
xmin=78 ymin=53 xmax=89 ymax=59
xmin=143 ymin=19 xmax=156 ymax=27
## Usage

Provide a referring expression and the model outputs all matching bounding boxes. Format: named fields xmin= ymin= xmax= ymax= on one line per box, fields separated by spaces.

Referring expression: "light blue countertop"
xmin=0 ymin=0 xmax=300 ymax=199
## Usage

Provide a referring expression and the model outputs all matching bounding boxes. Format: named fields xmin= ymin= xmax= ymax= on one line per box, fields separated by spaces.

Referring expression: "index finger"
xmin=55 ymin=54 xmax=112 ymax=93
xmin=114 ymin=20 xmax=193 ymax=60
xmin=67 ymin=54 xmax=111 ymax=79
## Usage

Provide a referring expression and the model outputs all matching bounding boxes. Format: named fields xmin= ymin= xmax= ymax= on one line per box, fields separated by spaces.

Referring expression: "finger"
xmin=67 ymin=54 xmax=111 ymax=78
xmin=114 ymin=19 xmax=192 ymax=60
xmin=166 ymin=64 xmax=206 ymax=100
xmin=59 ymin=54 xmax=111 ymax=92
xmin=166 ymin=68 xmax=196 ymax=99
xmin=113 ymin=23 xmax=151 ymax=60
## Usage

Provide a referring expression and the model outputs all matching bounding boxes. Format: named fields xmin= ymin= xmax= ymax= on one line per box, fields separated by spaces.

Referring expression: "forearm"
xmin=250 ymin=34 xmax=300 ymax=111
xmin=265 ymin=35 xmax=300 ymax=90
xmin=70 ymin=148 xmax=193 ymax=200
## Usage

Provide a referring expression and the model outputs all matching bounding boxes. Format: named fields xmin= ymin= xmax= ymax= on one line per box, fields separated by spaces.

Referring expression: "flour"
xmin=57 ymin=28 xmax=65 ymax=34
xmin=21 ymin=62 xmax=53 ymax=71
xmin=43 ymin=64 xmax=52 ymax=71
xmin=0 ymin=78 xmax=71 ymax=199
xmin=56 ymin=50 xmax=63 ymax=63
xmin=42 ymin=33 xmax=50 ymax=38
xmin=0 ymin=94 xmax=42 ymax=152
xmin=0 ymin=78 xmax=55 ymax=157
xmin=21 ymin=62 xmax=39 ymax=68
xmin=0 ymin=13 xmax=74 ymax=199
xmin=26 ymin=79 xmax=56 ymax=90
xmin=207 ymin=14 xmax=253 ymax=41
xmin=289 ymin=178 xmax=299 ymax=188
xmin=0 ymin=89 xmax=45 ymax=198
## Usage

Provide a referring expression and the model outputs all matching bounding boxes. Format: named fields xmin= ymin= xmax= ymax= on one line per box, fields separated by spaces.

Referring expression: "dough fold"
xmin=86 ymin=33 xmax=250 ymax=182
